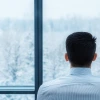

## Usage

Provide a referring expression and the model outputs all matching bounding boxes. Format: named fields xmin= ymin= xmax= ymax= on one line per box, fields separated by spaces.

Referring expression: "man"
xmin=37 ymin=32 xmax=100 ymax=100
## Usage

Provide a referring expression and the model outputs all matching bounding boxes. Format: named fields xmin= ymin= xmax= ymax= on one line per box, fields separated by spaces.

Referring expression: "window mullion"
xmin=34 ymin=0 xmax=43 ymax=99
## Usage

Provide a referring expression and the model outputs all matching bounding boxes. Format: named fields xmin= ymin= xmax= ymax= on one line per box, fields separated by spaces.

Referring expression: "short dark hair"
xmin=66 ymin=32 xmax=96 ymax=67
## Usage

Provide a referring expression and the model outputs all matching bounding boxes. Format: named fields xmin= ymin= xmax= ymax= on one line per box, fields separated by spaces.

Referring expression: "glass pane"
xmin=0 ymin=0 xmax=34 ymax=86
xmin=0 ymin=94 xmax=34 ymax=100
xmin=43 ymin=0 xmax=100 ymax=82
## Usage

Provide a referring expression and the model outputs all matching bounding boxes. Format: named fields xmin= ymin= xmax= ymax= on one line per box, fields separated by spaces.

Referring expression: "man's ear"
xmin=65 ymin=53 xmax=69 ymax=61
xmin=92 ymin=53 xmax=97 ymax=61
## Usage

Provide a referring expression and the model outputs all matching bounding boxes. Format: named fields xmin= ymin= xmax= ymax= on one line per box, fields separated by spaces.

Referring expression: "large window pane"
xmin=0 ymin=0 xmax=34 ymax=86
xmin=43 ymin=0 xmax=100 ymax=82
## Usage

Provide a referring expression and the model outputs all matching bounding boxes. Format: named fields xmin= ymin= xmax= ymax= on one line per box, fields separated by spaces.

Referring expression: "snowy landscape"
xmin=0 ymin=0 xmax=100 ymax=99
xmin=0 ymin=17 xmax=100 ymax=99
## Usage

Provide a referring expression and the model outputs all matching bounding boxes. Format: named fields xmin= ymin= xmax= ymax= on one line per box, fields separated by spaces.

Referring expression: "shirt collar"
xmin=70 ymin=67 xmax=92 ymax=76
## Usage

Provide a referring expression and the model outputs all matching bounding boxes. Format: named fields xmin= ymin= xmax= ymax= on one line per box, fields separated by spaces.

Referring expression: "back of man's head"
xmin=66 ymin=32 xmax=96 ymax=67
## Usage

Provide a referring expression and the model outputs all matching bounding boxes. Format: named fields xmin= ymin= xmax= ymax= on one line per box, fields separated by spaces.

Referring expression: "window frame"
xmin=0 ymin=0 xmax=43 ymax=100
xmin=34 ymin=0 xmax=43 ymax=99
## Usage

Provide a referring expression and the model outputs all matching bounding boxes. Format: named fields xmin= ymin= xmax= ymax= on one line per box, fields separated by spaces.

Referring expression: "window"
xmin=0 ymin=0 xmax=34 ymax=86
xmin=0 ymin=0 xmax=35 ymax=99
xmin=1 ymin=0 xmax=100 ymax=99
xmin=43 ymin=0 xmax=100 ymax=83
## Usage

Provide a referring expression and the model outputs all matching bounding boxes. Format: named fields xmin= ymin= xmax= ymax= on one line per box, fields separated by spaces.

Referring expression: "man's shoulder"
xmin=40 ymin=76 xmax=79 ymax=90
xmin=38 ymin=75 xmax=100 ymax=98
xmin=41 ymin=78 xmax=62 ymax=88
xmin=91 ymin=75 xmax=100 ymax=81
xmin=38 ymin=78 xmax=62 ymax=96
xmin=41 ymin=75 xmax=100 ymax=89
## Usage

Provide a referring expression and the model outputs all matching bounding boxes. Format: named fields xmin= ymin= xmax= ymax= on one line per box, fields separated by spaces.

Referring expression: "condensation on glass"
xmin=0 ymin=0 xmax=34 ymax=86
xmin=43 ymin=0 xmax=100 ymax=82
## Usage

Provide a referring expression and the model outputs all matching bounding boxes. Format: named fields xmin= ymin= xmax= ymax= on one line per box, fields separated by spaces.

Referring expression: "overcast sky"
xmin=44 ymin=0 xmax=100 ymax=19
xmin=0 ymin=0 xmax=100 ymax=20
xmin=0 ymin=0 xmax=34 ymax=19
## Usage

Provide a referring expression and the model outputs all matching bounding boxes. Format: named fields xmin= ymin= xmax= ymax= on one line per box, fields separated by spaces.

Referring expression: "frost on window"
xmin=0 ymin=0 xmax=34 ymax=85
xmin=43 ymin=0 xmax=100 ymax=82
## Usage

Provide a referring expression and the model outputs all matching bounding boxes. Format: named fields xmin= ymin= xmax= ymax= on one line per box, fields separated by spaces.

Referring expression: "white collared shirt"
xmin=37 ymin=68 xmax=100 ymax=100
